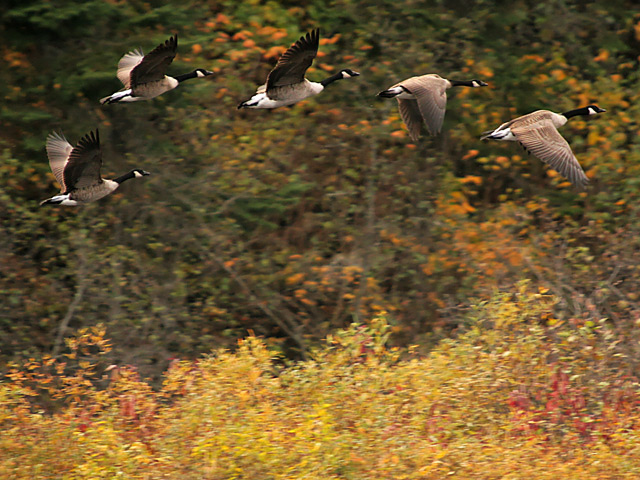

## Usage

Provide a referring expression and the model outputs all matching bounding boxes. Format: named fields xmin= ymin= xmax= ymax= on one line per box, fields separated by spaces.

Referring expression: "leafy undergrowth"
xmin=2 ymin=284 xmax=640 ymax=479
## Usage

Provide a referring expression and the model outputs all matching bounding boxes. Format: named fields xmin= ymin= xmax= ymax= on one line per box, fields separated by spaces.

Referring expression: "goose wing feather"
xmin=511 ymin=120 xmax=589 ymax=187
xmin=130 ymin=35 xmax=178 ymax=86
xmin=63 ymin=130 xmax=104 ymax=191
xmin=397 ymin=99 xmax=423 ymax=142
xmin=117 ymin=49 xmax=145 ymax=88
xmin=46 ymin=132 xmax=74 ymax=192
xmin=266 ymin=29 xmax=319 ymax=91
xmin=401 ymin=76 xmax=449 ymax=136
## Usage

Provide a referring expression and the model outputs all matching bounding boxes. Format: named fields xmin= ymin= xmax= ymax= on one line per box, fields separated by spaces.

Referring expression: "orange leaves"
xmin=191 ymin=44 xmax=202 ymax=55
xmin=593 ymin=49 xmax=609 ymax=62
xmin=232 ymin=30 xmax=253 ymax=41
xmin=519 ymin=54 xmax=546 ymax=63
xmin=264 ymin=45 xmax=286 ymax=60
xmin=319 ymin=34 xmax=341 ymax=46
xmin=460 ymin=175 xmax=483 ymax=186
xmin=3 ymin=49 xmax=28 ymax=68
xmin=214 ymin=13 xmax=230 ymax=26
xmin=450 ymin=191 xmax=476 ymax=214
xmin=462 ymin=149 xmax=479 ymax=161
xmin=286 ymin=272 xmax=305 ymax=285
xmin=633 ymin=20 xmax=640 ymax=41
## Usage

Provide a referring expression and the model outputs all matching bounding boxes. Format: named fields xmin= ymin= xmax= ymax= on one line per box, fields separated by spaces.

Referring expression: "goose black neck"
xmin=561 ymin=107 xmax=591 ymax=119
xmin=320 ymin=72 xmax=346 ymax=87
xmin=113 ymin=170 xmax=137 ymax=184
xmin=175 ymin=70 xmax=199 ymax=83
xmin=451 ymin=80 xmax=475 ymax=87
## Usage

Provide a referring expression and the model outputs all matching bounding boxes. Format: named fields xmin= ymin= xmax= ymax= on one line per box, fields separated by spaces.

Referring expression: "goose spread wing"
xmin=403 ymin=76 xmax=448 ymax=136
xmin=512 ymin=123 xmax=588 ymax=187
xmin=117 ymin=49 xmax=145 ymax=88
xmin=130 ymin=35 xmax=178 ymax=86
xmin=266 ymin=29 xmax=319 ymax=91
xmin=63 ymin=130 xmax=104 ymax=191
xmin=46 ymin=132 xmax=74 ymax=192
xmin=397 ymin=99 xmax=423 ymax=142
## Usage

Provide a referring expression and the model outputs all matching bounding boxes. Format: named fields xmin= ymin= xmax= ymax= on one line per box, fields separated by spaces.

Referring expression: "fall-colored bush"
xmin=2 ymin=286 xmax=640 ymax=479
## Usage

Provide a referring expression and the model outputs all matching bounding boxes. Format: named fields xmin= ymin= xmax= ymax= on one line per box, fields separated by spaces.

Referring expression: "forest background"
xmin=2 ymin=0 xmax=640 ymax=478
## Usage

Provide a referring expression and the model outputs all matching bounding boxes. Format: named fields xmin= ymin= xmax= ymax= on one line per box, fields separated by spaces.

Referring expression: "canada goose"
xmin=377 ymin=74 xmax=488 ymax=140
xmin=100 ymin=35 xmax=213 ymax=104
xmin=237 ymin=29 xmax=360 ymax=109
xmin=40 ymin=129 xmax=150 ymax=206
xmin=480 ymin=105 xmax=606 ymax=187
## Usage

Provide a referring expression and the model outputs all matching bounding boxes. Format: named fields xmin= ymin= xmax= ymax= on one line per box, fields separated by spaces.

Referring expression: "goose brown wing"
xmin=130 ymin=35 xmax=178 ymax=87
xmin=117 ymin=49 xmax=145 ymax=88
xmin=46 ymin=132 xmax=74 ymax=192
xmin=63 ymin=130 xmax=103 ymax=191
xmin=266 ymin=29 xmax=319 ymax=91
xmin=397 ymin=99 xmax=423 ymax=142
xmin=512 ymin=122 xmax=589 ymax=187
xmin=403 ymin=76 xmax=448 ymax=136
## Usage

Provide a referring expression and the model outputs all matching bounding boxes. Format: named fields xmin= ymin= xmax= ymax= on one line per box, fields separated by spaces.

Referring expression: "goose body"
xmin=40 ymin=130 xmax=150 ymax=206
xmin=377 ymin=74 xmax=488 ymax=140
xmin=480 ymin=105 xmax=606 ymax=187
xmin=238 ymin=29 xmax=360 ymax=109
xmin=100 ymin=35 xmax=213 ymax=104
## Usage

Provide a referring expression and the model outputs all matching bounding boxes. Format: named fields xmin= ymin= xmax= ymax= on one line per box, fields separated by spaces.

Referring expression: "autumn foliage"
xmin=2 ymin=286 xmax=640 ymax=478
xmin=2 ymin=0 xmax=640 ymax=476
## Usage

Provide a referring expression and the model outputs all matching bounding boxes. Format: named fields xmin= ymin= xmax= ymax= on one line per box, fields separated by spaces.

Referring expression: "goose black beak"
xmin=141 ymin=170 xmax=151 ymax=176
xmin=377 ymin=90 xmax=396 ymax=98
xmin=478 ymin=81 xmax=488 ymax=87
xmin=204 ymin=70 xmax=215 ymax=76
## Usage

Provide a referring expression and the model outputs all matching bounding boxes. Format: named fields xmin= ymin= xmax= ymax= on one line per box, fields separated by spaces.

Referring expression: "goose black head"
xmin=340 ymin=69 xmax=360 ymax=78
xmin=195 ymin=68 xmax=215 ymax=77
xmin=133 ymin=169 xmax=151 ymax=178
xmin=585 ymin=105 xmax=606 ymax=115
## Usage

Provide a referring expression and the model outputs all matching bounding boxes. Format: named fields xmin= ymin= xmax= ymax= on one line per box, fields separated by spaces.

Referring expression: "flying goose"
xmin=480 ymin=105 xmax=606 ymax=187
xmin=100 ymin=35 xmax=213 ymax=104
xmin=237 ymin=29 xmax=360 ymax=109
xmin=40 ymin=129 xmax=150 ymax=206
xmin=377 ymin=74 xmax=488 ymax=140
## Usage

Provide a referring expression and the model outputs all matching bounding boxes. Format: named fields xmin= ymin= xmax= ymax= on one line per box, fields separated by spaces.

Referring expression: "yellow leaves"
xmin=587 ymin=130 xmax=600 ymax=146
